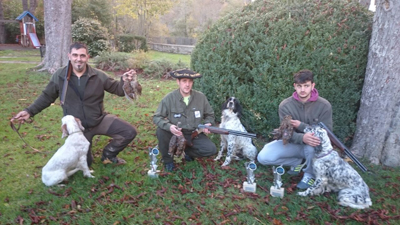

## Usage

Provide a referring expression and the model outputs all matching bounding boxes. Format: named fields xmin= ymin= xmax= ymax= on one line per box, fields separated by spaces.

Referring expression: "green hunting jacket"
xmin=278 ymin=89 xmax=332 ymax=144
xmin=25 ymin=65 xmax=125 ymax=128
xmin=153 ymin=89 xmax=215 ymax=132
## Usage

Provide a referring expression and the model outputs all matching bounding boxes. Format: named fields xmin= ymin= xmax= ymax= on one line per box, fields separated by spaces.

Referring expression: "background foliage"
xmin=71 ymin=17 xmax=109 ymax=57
xmin=117 ymin=34 xmax=148 ymax=52
xmin=191 ymin=0 xmax=373 ymax=143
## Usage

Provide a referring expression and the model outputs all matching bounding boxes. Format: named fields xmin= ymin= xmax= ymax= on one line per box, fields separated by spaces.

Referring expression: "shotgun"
xmin=198 ymin=124 xmax=257 ymax=138
xmin=318 ymin=122 xmax=368 ymax=173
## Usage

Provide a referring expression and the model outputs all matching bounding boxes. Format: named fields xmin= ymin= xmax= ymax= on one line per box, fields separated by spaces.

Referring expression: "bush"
xmin=72 ymin=18 xmax=110 ymax=56
xmin=144 ymin=59 xmax=188 ymax=79
xmin=94 ymin=52 xmax=131 ymax=71
xmin=191 ymin=0 xmax=372 ymax=143
xmin=117 ymin=34 xmax=148 ymax=52
xmin=130 ymin=50 xmax=151 ymax=69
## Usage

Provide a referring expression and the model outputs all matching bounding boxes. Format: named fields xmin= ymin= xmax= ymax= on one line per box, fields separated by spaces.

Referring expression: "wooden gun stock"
xmin=198 ymin=124 xmax=256 ymax=138
xmin=318 ymin=122 xmax=368 ymax=173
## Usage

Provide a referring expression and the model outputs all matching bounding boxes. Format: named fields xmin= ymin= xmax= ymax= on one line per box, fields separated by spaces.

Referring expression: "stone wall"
xmin=148 ymin=42 xmax=194 ymax=55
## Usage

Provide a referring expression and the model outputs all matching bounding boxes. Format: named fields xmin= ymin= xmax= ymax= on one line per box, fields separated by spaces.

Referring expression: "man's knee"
xmin=124 ymin=126 xmax=137 ymax=142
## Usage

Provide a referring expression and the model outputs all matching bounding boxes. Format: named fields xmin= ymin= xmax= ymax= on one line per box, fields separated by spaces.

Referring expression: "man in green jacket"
xmin=257 ymin=69 xmax=333 ymax=189
xmin=11 ymin=42 xmax=137 ymax=166
xmin=153 ymin=69 xmax=217 ymax=171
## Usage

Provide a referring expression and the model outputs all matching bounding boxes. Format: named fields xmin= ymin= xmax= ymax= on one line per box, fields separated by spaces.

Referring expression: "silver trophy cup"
xmin=243 ymin=162 xmax=257 ymax=192
xmin=246 ymin=162 xmax=257 ymax=184
xmin=270 ymin=165 xmax=285 ymax=198
xmin=148 ymin=146 xmax=160 ymax=177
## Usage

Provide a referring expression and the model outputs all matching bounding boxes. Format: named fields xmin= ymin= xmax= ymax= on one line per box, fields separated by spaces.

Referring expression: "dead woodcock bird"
xmin=168 ymin=122 xmax=187 ymax=160
xmin=271 ymin=115 xmax=294 ymax=145
xmin=123 ymin=69 xmax=142 ymax=101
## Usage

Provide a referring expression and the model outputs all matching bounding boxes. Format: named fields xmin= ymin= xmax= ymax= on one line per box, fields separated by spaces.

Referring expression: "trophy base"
xmin=270 ymin=186 xmax=285 ymax=198
xmin=243 ymin=182 xmax=257 ymax=193
xmin=147 ymin=170 xmax=159 ymax=178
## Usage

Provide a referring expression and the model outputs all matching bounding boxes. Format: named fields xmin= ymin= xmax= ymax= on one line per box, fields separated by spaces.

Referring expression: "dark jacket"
xmin=279 ymin=89 xmax=333 ymax=144
xmin=26 ymin=65 xmax=125 ymax=128
xmin=153 ymin=89 xmax=215 ymax=132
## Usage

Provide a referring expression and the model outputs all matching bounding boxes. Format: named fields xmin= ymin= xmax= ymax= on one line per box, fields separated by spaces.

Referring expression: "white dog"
xmin=214 ymin=97 xmax=258 ymax=166
xmin=297 ymin=125 xmax=372 ymax=209
xmin=42 ymin=115 xmax=94 ymax=186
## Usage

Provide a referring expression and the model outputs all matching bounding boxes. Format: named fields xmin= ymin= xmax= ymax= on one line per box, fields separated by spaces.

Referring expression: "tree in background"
xmin=0 ymin=0 xmax=5 ymax=44
xmin=114 ymin=0 xmax=173 ymax=37
xmin=21 ymin=0 xmax=37 ymax=12
xmin=38 ymin=0 xmax=72 ymax=73
xmin=159 ymin=0 xmax=245 ymax=38
xmin=352 ymin=0 xmax=400 ymax=167
xmin=72 ymin=0 xmax=113 ymax=27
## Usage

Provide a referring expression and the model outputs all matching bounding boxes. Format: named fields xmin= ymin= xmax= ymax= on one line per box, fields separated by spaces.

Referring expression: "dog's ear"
xmin=61 ymin=124 xmax=68 ymax=138
xmin=75 ymin=117 xmax=85 ymax=131
xmin=234 ymin=99 xmax=242 ymax=118
xmin=221 ymin=100 xmax=228 ymax=111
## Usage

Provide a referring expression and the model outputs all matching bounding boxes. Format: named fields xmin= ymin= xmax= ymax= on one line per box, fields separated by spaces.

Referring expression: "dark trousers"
xmin=84 ymin=114 xmax=137 ymax=166
xmin=156 ymin=127 xmax=217 ymax=164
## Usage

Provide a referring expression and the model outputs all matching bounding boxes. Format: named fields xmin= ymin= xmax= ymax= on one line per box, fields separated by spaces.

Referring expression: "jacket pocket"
xmin=170 ymin=108 xmax=184 ymax=126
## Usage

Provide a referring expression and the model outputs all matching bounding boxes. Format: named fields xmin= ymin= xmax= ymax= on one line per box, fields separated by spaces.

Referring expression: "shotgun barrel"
xmin=318 ymin=122 xmax=368 ymax=173
xmin=198 ymin=124 xmax=257 ymax=138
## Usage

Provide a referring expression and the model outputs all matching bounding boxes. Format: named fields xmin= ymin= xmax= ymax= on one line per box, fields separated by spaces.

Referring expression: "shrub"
xmin=144 ymin=59 xmax=188 ymax=79
xmin=130 ymin=50 xmax=151 ymax=69
xmin=72 ymin=18 xmax=110 ymax=56
xmin=117 ymin=34 xmax=148 ymax=52
xmin=94 ymin=52 xmax=131 ymax=71
xmin=191 ymin=0 xmax=372 ymax=143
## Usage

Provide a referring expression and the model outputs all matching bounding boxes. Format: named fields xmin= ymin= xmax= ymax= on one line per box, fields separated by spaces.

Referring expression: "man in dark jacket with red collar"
xmin=257 ymin=69 xmax=333 ymax=189
xmin=11 ymin=42 xmax=137 ymax=166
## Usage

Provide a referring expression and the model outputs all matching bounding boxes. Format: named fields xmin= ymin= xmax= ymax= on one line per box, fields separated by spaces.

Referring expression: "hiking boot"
xmin=184 ymin=154 xmax=194 ymax=162
xmin=296 ymin=176 xmax=315 ymax=189
xmin=101 ymin=156 xmax=127 ymax=165
xmin=164 ymin=162 xmax=175 ymax=172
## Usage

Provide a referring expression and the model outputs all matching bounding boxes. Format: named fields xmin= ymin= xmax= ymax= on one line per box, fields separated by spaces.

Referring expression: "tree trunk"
xmin=22 ymin=0 xmax=28 ymax=11
xmin=29 ymin=0 xmax=38 ymax=13
xmin=351 ymin=0 xmax=400 ymax=167
xmin=359 ymin=0 xmax=371 ymax=9
xmin=0 ymin=0 xmax=5 ymax=44
xmin=39 ymin=0 xmax=72 ymax=74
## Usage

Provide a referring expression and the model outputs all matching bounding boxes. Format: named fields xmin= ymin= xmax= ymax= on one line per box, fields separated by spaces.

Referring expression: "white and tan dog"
xmin=297 ymin=125 xmax=372 ymax=209
xmin=42 ymin=115 xmax=94 ymax=186
xmin=215 ymin=97 xmax=258 ymax=166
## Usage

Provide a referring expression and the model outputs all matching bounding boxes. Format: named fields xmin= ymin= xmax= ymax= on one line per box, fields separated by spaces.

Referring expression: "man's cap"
xmin=170 ymin=69 xmax=202 ymax=79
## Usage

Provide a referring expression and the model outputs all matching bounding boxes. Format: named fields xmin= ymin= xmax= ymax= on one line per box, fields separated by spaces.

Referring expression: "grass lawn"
xmin=145 ymin=50 xmax=191 ymax=65
xmin=0 ymin=51 xmax=399 ymax=224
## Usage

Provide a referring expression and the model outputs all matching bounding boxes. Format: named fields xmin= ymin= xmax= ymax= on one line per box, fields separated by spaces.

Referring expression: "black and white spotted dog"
xmin=297 ymin=125 xmax=372 ymax=209
xmin=214 ymin=97 xmax=258 ymax=166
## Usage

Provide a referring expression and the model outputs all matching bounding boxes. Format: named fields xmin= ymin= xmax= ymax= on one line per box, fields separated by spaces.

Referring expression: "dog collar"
xmin=68 ymin=130 xmax=83 ymax=136
xmin=315 ymin=149 xmax=333 ymax=159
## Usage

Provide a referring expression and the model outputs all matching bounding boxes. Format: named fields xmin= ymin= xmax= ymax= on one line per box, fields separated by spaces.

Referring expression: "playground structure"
xmin=15 ymin=11 xmax=41 ymax=49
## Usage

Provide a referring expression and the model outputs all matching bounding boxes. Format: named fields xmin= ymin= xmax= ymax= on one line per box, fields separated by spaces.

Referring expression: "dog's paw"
xmin=297 ymin=191 xmax=307 ymax=196
xmin=89 ymin=170 xmax=95 ymax=173
xmin=221 ymin=162 xmax=230 ymax=167
xmin=214 ymin=156 xmax=221 ymax=161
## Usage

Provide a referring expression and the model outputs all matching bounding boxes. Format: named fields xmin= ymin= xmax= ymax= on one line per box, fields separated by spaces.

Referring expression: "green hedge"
xmin=191 ymin=0 xmax=373 ymax=143
xmin=117 ymin=34 xmax=148 ymax=52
